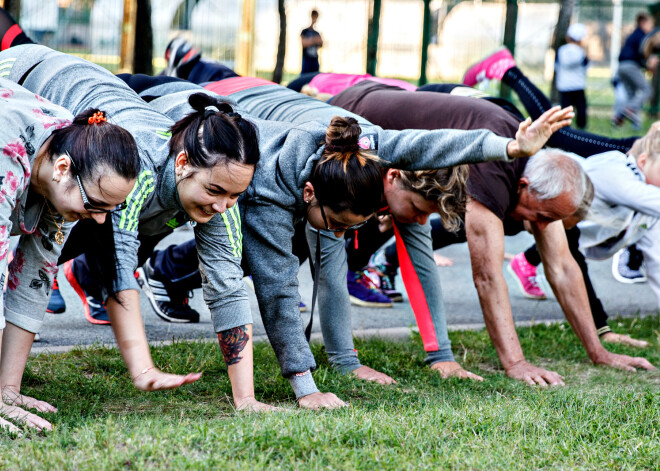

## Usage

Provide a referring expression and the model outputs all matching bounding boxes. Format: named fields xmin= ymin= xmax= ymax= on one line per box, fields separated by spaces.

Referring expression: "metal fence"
xmin=8 ymin=0 xmax=660 ymax=83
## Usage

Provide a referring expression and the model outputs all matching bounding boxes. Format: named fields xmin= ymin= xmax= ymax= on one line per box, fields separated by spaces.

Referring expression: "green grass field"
xmin=0 ymin=314 xmax=657 ymax=470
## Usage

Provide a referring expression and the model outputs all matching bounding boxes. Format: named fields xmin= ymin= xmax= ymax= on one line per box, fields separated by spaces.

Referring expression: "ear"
xmin=518 ymin=176 xmax=530 ymax=193
xmin=386 ymin=168 xmax=400 ymax=185
xmin=637 ymin=152 xmax=649 ymax=173
xmin=51 ymin=154 xmax=73 ymax=182
xmin=175 ymin=151 xmax=189 ymax=176
xmin=303 ymin=181 xmax=315 ymax=203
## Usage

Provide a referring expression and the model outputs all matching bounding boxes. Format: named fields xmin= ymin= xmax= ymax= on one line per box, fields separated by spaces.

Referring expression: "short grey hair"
xmin=522 ymin=149 xmax=589 ymax=208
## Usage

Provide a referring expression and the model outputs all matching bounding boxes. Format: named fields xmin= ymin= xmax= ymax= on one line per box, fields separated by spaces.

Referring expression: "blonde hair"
xmin=629 ymin=122 xmax=660 ymax=164
xmin=397 ymin=166 xmax=469 ymax=232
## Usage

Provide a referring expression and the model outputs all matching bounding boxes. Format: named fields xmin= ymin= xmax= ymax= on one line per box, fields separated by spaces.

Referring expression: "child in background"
xmin=556 ymin=23 xmax=589 ymax=129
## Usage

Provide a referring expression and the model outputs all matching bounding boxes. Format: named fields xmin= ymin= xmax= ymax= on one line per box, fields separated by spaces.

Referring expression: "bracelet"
xmin=132 ymin=366 xmax=155 ymax=380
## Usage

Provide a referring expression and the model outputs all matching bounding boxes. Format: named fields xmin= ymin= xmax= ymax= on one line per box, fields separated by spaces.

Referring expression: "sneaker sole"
xmin=62 ymin=260 xmax=111 ymax=325
xmin=136 ymin=268 xmax=195 ymax=323
xmin=611 ymin=252 xmax=648 ymax=284
xmin=349 ymin=295 xmax=393 ymax=308
xmin=506 ymin=263 xmax=547 ymax=300
xmin=385 ymin=293 xmax=404 ymax=303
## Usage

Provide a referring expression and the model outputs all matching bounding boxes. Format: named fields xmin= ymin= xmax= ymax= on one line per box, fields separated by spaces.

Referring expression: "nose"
xmin=333 ymin=230 xmax=346 ymax=238
xmin=212 ymin=199 xmax=227 ymax=214
xmin=91 ymin=212 xmax=107 ymax=224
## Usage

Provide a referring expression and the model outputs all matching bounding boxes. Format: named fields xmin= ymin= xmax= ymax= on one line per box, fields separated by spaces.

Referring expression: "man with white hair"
xmin=462 ymin=149 xmax=655 ymax=385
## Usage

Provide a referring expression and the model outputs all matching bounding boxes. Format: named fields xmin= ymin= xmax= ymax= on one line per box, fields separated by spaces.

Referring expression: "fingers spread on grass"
xmin=352 ymin=366 xmax=397 ymax=385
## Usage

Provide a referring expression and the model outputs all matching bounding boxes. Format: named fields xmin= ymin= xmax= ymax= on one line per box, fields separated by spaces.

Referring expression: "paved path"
xmin=32 ymin=224 xmax=658 ymax=353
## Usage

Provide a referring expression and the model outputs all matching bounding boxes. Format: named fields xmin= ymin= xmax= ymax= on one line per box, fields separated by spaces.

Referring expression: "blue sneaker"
xmin=347 ymin=270 xmax=393 ymax=308
xmin=63 ymin=260 xmax=110 ymax=325
xmin=46 ymin=276 xmax=66 ymax=314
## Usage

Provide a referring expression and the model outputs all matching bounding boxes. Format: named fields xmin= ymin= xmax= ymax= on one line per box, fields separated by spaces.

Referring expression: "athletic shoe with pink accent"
xmin=507 ymin=252 xmax=547 ymax=300
xmin=463 ymin=48 xmax=516 ymax=87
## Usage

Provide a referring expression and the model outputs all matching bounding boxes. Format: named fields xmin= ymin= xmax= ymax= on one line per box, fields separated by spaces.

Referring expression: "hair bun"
xmin=188 ymin=93 xmax=235 ymax=115
xmin=325 ymin=116 xmax=361 ymax=149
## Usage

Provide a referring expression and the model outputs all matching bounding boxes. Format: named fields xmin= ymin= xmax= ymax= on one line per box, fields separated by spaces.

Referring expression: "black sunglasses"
xmin=319 ymin=203 xmax=368 ymax=232
xmin=66 ymin=151 xmax=128 ymax=214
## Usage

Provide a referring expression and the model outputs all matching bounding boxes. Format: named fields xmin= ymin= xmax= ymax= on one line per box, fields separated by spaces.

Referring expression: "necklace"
xmin=33 ymin=152 xmax=65 ymax=245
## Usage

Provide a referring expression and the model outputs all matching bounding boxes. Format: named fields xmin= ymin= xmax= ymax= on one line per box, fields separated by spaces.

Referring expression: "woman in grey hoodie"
xmin=121 ymin=75 xmax=570 ymax=409
xmin=0 ymin=78 xmax=140 ymax=432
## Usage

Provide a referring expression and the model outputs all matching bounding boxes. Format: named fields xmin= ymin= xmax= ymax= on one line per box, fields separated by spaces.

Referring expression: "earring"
xmin=305 ymin=199 xmax=310 ymax=204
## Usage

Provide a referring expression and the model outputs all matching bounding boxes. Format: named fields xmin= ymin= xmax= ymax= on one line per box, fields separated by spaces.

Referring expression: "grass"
xmin=0 ymin=314 xmax=657 ymax=470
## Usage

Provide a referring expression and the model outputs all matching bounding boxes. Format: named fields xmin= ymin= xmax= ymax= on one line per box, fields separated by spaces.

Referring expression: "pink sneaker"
xmin=463 ymin=48 xmax=516 ymax=87
xmin=507 ymin=252 xmax=547 ymax=300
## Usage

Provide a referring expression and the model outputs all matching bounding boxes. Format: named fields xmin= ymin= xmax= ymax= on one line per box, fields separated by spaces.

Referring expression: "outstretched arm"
xmin=534 ymin=222 xmax=656 ymax=371
xmin=465 ymin=200 xmax=565 ymax=386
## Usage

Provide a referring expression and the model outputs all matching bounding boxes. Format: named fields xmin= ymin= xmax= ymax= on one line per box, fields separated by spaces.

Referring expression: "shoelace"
xmin=528 ymin=275 xmax=541 ymax=288
xmin=357 ymin=271 xmax=382 ymax=292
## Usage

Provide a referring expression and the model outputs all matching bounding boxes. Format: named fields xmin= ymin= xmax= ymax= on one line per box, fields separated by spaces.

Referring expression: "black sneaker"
xmin=136 ymin=258 xmax=200 ymax=323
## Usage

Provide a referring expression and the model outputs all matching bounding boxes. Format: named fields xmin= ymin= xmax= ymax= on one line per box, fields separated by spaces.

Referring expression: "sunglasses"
xmin=319 ymin=203 xmax=368 ymax=232
xmin=66 ymin=151 xmax=128 ymax=214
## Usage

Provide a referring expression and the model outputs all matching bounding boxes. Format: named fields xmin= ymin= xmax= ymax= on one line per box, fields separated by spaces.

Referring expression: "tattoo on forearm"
xmin=220 ymin=326 xmax=249 ymax=366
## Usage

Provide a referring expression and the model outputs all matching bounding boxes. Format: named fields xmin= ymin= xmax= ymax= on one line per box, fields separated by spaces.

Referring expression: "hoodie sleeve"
xmin=194 ymin=204 xmax=252 ymax=332
xmin=241 ymin=200 xmax=320 ymax=398
xmin=372 ymin=127 xmax=512 ymax=169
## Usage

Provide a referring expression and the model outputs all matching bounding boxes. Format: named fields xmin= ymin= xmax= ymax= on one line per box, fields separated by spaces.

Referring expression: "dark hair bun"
xmin=325 ymin=116 xmax=361 ymax=148
xmin=188 ymin=93 xmax=234 ymax=115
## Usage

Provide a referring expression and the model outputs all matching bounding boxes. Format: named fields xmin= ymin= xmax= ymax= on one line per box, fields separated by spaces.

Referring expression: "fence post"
xmin=3 ymin=0 xmax=20 ymax=20
xmin=237 ymin=0 xmax=256 ymax=77
xmin=419 ymin=0 xmax=431 ymax=86
xmin=119 ymin=0 xmax=137 ymax=73
xmin=500 ymin=0 xmax=518 ymax=99
xmin=366 ymin=0 xmax=382 ymax=76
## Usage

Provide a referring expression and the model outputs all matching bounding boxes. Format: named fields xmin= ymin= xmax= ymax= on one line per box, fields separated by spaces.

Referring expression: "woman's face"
xmin=303 ymin=182 xmax=373 ymax=237
xmin=175 ymin=152 xmax=255 ymax=223
xmin=47 ymin=155 xmax=135 ymax=223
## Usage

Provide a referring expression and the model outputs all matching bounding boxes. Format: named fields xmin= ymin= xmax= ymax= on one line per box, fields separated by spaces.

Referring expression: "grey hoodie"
xmin=0 ymin=45 xmax=249 ymax=332
xmin=142 ymin=79 xmax=513 ymax=397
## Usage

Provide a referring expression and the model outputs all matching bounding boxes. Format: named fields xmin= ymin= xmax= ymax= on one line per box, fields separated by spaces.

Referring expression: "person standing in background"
xmin=614 ymin=12 xmax=658 ymax=128
xmin=556 ymin=23 xmax=589 ymax=129
xmin=301 ymin=10 xmax=323 ymax=74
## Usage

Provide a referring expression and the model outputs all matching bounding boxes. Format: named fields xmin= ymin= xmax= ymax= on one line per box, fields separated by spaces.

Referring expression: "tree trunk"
xmin=3 ymin=0 xmax=20 ymax=21
xmin=500 ymin=0 xmax=518 ymax=99
xmin=550 ymin=0 xmax=577 ymax=102
xmin=133 ymin=0 xmax=153 ymax=75
xmin=366 ymin=0 xmax=382 ymax=76
xmin=272 ymin=0 xmax=286 ymax=83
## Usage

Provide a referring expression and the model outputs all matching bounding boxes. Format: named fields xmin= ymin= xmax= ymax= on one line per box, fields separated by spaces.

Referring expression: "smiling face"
xmin=382 ymin=170 xmax=440 ymax=225
xmin=174 ymin=152 xmax=255 ymax=223
xmin=509 ymin=177 xmax=578 ymax=231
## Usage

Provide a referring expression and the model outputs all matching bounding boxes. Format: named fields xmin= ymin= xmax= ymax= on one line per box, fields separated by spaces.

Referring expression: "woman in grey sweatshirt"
xmin=125 ymin=75 xmax=570 ymax=408
xmin=0 ymin=78 xmax=140 ymax=432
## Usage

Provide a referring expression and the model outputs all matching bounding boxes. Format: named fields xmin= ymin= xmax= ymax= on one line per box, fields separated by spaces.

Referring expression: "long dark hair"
xmin=48 ymin=108 xmax=140 ymax=303
xmin=309 ymin=116 xmax=383 ymax=217
xmin=169 ymin=93 xmax=260 ymax=170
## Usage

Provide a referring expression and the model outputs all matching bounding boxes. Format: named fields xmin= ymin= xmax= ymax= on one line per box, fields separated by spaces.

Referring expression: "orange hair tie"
xmin=88 ymin=111 xmax=107 ymax=125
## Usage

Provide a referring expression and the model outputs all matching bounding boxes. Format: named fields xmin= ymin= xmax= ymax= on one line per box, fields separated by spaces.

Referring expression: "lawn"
xmin=0 ymin=315 xmax=657 ymax=470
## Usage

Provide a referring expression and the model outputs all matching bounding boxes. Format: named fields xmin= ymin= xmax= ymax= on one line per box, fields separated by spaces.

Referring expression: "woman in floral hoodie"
xmin=0 ymin=78 xmax=139 ymax=433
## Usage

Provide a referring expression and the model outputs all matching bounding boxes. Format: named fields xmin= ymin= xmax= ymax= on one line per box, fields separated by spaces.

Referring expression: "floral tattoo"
xmin=219 ymin=326 xmax=249 ymax=366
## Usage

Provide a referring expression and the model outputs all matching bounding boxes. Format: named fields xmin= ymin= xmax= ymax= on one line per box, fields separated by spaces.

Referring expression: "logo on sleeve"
xmin=358 ymin=134 xmax=377 ymax=151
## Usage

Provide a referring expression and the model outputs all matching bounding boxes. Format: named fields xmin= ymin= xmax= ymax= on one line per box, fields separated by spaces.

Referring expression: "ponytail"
xmin=309 ymin=116 xmax=383 ymax=217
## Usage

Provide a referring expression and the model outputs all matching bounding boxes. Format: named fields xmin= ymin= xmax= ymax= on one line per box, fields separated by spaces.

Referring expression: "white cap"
xmin=567 ymin=23 xmax=587 ymax=42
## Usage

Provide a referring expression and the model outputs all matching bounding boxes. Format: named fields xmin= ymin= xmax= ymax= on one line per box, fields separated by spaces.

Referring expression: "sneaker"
xmin=347 ymin=270 xmax=393 ymax=308
xmin=46 ymin=276 xmax=66 ymax=314
xmin=621 ymin=107 xmax=641 ymax=129
xmin=62 ymin=260 xmax=110 ymax=325
xmin=507 ymin=252 xmax=547 ymax=300
xmin=136 ymin=258 xmax=200 ymax=323
xmin=463 ymin=48 xmax=516 ymax=87
xmin=163 ymin=37 xmax=200 ymax=78
xmin=610 ymin=114 xmax=625 ymax=127
xmin=299 ymin=301 xmax=308 ymax=312
xmin=363 ymin=265 xmax=403 ymax=302
xmin=612 ymin=247 xmax=647 ymax=284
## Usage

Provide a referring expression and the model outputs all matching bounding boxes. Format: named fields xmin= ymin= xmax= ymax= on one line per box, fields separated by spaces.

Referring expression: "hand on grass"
xmin=507 ymin=106 xmax=574 ymax=159
xmin=0 ymin=401 xmax=52 ymax=432
xmin=601 ymin=332 xmax=649 ymax=348
xmin=2 ymin=386 xmax=57 ymax=413
xmin=298 ymin=392 xmax=347 ymax=410
xmin=594 ymin=351 xmax=656 ymax=372
xmin=235 ymin=396 xmax=285 ymax=412
xmin=505 ymin=360 xmax=565 ymax=386
xmin=430 ymin=361 xmax=484 ymax=381
xmin=352 ymin=365 xmax=397 ymax=385
xmin=132 ymin=368 xmax=202 ymax=391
